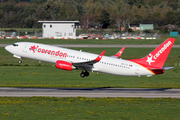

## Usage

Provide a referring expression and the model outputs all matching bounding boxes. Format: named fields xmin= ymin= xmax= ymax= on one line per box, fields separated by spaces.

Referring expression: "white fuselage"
xmin=5 ymin=42 xmax=155 ymax=76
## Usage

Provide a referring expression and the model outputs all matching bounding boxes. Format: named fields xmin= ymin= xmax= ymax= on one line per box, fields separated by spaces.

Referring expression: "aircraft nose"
xmin=5 ymin=45 xmax=12 ymax=52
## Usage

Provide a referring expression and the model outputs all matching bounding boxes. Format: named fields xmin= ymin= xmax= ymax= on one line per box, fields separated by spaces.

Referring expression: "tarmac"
xmin=0 ymin=87 xmax=180 ymax=98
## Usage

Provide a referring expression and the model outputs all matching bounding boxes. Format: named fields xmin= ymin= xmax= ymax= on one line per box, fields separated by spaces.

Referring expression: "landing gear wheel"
xmin=80 ymin=70 xmax=90 ymax=78
xmin=84 ymin=71 xmax=89 ymax=76
xmin=18 ymin=60 xmax=22 ymax=64
xmin=80 ymin=72 xmax=85 ymax=78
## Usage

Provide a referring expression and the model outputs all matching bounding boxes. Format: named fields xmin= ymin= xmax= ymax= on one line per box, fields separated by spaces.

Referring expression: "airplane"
xmin=5 ymin=38 xmax=175 ymax=78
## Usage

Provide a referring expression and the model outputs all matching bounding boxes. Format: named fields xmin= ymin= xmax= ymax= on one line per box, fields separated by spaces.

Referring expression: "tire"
xmin=80 ymin=73 xmax=85 ymax=78
xmin=85 ymin=72 xmax=89 ymax=76
xmin=18 ymin=60 xmax=22 ymax=64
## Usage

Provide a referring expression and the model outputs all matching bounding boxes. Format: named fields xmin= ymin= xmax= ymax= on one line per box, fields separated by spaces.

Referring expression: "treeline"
xmin=0 ymin=0 xmax=180 ymax=29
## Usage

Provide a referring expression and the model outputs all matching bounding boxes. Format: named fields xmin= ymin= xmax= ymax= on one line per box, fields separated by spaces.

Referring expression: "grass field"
xmin=0 ymin=97 xmax=179 ymax=120
xmin=0 ymin=47 xmax=180 ymax=88
xmin=0 ymin=36 xmax=180 ymax=44
xmin=0 ymin=28 xmax=42 ymax=32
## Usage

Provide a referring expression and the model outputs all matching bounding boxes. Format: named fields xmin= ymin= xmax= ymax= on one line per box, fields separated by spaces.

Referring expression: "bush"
xmin=160 ymin=27 xmax=169 ymax=33
xmin=143 ymin=29 xmax=151 ymax=33
xmin=127 ymin=28 xmax=133 ymax=32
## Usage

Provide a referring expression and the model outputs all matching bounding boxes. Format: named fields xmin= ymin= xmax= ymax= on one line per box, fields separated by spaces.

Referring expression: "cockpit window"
xmin=12 ymin=44 xmax=18 ymax=46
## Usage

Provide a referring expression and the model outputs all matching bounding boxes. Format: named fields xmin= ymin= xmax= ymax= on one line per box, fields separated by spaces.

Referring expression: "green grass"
xmin=0 ymin=97 xmax=179 ymax=120
xmin=0 ymin=28 xmax=42 ymax=32
xmin=0 ymin=36 xmax=180 ymax=44
xmin=0 ymin=47 xmax=180 ymax=88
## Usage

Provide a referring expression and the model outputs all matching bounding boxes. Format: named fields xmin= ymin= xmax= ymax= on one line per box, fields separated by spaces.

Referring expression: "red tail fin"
xmin=129 ymin=38 xmax=175 ymax=69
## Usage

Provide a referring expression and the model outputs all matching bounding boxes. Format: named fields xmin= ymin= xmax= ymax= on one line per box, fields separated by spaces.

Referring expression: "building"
xmin=140 ymin=24 xmax=154 ymax=30
xmin=38 ymin=21 xmax=79 ymax=39
xmin=129 ymin=24 xmax=140 ymax=30
xmin=129 ymin=24 xmax=154 ymax=31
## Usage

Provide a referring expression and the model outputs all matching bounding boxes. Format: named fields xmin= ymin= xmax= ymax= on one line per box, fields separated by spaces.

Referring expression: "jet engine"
xmin=56 ymin=60 xmax=76 ymax=71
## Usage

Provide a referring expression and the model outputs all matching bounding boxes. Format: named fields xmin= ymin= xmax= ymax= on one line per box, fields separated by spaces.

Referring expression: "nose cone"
xmin=5 ymin=45 xmax=12 ymax=52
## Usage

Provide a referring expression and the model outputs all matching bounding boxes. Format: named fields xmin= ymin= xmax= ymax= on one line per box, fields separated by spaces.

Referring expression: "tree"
xmin=77 ymin=4 xmax=85 ymax=16
xmin=114 ymin=17 xmax=122 ymax=30
xmin=128 ymin=0 xmax=146 ymax=8
xmin=0 ymin=0 xmax=180 ymax=28
xmin=80 ymin=13 xmax=94 ymax=30
xmin=108 ymin=1 xmax=124 ymax=30
xmin=0 ymin=10 xmax=3 ymax=19
xmin=98 ymin=9 xmax=110 ymax=28
xmin=31 ymin=0 xmax=47 ymax=4
xmin=119 ymin=4 xmax=133 ymax=30
xmin=25 ymin=16 xmax=34 ymax=28
xmin=146 ymin=0 xmax=161 ymax=7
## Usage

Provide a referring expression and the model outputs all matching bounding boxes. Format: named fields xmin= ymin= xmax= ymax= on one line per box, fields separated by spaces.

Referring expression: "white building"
xmin=38 ymin=21 xmax=79 ymax=39
xmin=129 ymin=24 xmax=154 ymax=31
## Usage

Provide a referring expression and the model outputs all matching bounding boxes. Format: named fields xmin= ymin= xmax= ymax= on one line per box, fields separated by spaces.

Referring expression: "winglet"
xmin=114 ymin=46 xmax=126 ymax=57
xmin=94 ymin=51 xmax=105 ymax=61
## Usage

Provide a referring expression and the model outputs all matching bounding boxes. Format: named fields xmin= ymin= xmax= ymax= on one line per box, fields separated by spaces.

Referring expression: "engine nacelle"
xmin=56 ymin=60 xmax=76 ymax=71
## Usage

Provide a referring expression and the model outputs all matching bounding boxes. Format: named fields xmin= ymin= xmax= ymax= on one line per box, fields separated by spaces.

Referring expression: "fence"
xmin=0 ymin=31 xmax=42 ymax=37
xmin=0 ymin=30 xmax=178 ymax=39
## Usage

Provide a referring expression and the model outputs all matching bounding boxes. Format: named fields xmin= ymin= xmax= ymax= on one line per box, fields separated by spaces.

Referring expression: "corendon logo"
xmin=30 ymin=45 xmax=39 ymax=52
xmin=146 ymin=41 xmax=172 ymax=65
xmin=29 ymin=45 xmax=67 ymax=58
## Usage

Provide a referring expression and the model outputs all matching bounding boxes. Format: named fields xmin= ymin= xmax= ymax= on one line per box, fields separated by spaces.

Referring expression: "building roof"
xmin=129 ymin=24 xmax=140 ymax=27
xmin=38 ymin=21 xmax=79 ymax=23
xmin=140 ymin=24 xmax=153 ymax=25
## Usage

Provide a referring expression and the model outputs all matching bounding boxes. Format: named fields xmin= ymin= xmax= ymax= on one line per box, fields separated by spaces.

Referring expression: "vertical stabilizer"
xmin=129 ymin=38 xmax=175 ymax=69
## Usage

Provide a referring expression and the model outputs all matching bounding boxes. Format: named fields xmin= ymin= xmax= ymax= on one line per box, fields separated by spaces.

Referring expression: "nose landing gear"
xmin=18 ymin=60 xmax=22 ymax=64
xmin=13 ymin=55 xmax=22 ymax=64
xmin=80 ymin=70 xmax=89 ymax=78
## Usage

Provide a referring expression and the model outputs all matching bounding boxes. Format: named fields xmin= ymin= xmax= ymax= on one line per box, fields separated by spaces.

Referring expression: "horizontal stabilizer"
xmin=163 ymin=67 xmax=174 ymax=70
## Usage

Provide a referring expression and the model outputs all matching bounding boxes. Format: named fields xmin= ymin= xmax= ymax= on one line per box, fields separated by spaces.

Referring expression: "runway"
xmin=0 ymin=87 xmax=180 ymax=98
xmin=1 ymin=44 xmax=180 ymax=48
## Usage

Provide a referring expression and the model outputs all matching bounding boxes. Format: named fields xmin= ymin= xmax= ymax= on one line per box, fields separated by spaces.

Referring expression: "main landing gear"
xmin=80 ymin=70 xmax=89 ymax=78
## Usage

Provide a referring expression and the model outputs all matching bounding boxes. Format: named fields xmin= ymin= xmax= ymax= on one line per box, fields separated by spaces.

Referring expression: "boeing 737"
xmin=5 ymin=38 xmax=175 ymax=77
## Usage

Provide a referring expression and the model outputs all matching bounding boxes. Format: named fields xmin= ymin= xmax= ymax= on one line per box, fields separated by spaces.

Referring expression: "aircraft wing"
xmin=72 ymin=51 xmax=105 ymax=70
xmin=111 ymin=46 xmax=126 ymax=58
